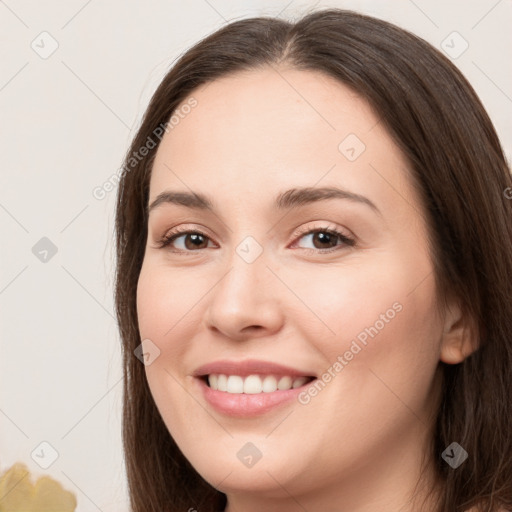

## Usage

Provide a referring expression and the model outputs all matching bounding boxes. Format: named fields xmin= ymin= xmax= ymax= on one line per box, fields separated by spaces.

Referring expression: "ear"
xmin=439 ymin=300 xmax=479 ymax=364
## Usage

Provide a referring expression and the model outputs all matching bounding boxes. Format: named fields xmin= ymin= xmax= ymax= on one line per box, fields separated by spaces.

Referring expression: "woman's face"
xmin=136 ymin=67 xmax=451 ymax=507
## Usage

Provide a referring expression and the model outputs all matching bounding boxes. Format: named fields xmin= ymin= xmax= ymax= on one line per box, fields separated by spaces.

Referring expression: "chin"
xmin=177 ymin=435 xmax=305 ymax=495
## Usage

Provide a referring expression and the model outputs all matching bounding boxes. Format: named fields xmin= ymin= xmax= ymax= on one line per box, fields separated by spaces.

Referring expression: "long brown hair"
xmin=114 ymin=8 xmax=512 ymax=512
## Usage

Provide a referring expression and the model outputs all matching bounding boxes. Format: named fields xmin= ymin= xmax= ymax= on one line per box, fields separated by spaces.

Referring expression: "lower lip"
xmin=196 ymin=377 xmax=315 ymax=417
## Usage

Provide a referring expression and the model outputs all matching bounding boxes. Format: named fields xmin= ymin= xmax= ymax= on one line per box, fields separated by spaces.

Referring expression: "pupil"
xmin=188 ymin=234 xmax=205 ymax=248
xmin=315 ymin=232 xmax=333 ymax=248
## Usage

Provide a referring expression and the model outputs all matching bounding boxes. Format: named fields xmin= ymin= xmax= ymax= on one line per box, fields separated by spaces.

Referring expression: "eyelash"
xmin=154 ymin=223 xmax=356 ymax=255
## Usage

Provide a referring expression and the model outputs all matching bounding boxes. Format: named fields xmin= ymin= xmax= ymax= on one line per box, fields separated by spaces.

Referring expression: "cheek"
xmin=136 ymin=264 xmax=202 ymax=439
xmin=289 ymin=257 xmax=441 ymax=452
xmin=291 ymin=250 xmax=442 ymax=383
xmin=136 ymin=262 xmax=190 ymax=404
xmin=137 ymin=261 xmax=173 ymax=329
xmin=136 ymin=261 xmax=201 ymax=346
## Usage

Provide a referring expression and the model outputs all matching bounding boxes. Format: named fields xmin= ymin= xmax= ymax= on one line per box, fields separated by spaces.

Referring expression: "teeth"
xmin=277 ymin=376 xmax=292 ymax=390
xmin=292 ymin=376 xmax=308 ymax=388
xmin=209 ymin=374 xmax=218 ymax=390
xmin=262 ymin=375 xmax=277 ymax=393
xmin=227 ymin=375 xmax=244 ymax=393
xmin=244 ymin=375 xmax=263 ymax=394
xmin=207 ymin=374 xmax=311 ymax=393
xmin=217 ymin=374 xmax=227 ymax=391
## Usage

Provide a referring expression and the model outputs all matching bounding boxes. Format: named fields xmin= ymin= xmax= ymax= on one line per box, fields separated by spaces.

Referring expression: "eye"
xmin=155 ymin=226 xmax=215 ymax=253
xmin=154 ymin=223 xmax=355 ymax=254
xmin=290 ymin=224 xmax=356 ymax=253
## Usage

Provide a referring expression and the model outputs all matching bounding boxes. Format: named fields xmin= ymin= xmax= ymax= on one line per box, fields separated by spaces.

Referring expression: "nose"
xmin=203 ymin=246 xmax=285 ymax=342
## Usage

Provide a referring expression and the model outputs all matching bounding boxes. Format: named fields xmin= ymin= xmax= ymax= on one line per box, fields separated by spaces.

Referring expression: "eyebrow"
xmin=147 ymin=186 xmax=381 ymax=216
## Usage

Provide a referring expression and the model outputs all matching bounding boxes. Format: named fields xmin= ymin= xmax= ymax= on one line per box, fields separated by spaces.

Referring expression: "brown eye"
xmin=157 ymin=229 xmax=213 ymax=251
xmin=309 ymin=231 xmax=340 ymax=249
xmin=292 ymin=226 xmax=356 ymax=252
xmin=180 ymin=233 xmax=209 ymax=250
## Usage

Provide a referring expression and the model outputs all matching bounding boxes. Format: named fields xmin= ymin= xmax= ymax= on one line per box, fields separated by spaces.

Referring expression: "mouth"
xmin=199 ymin=373 xmax=315 ymax=394
xmin=193 ymin=359 xmax=317 ymax=417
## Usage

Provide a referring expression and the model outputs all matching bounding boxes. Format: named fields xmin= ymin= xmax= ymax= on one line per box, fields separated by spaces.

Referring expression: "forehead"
xmin=174 ymin=65 xmax=379 ymax=139
xmin=148 ymin=66 xmax=422 ymax=225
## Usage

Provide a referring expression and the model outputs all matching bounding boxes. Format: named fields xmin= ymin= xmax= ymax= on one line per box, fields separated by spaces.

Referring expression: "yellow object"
xmin=0 ymin=462 xmax=77 ymax=512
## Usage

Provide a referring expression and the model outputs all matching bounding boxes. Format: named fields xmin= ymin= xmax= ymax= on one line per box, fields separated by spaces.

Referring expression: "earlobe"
xmin=439 ymin=302 xmax=478 ymax=365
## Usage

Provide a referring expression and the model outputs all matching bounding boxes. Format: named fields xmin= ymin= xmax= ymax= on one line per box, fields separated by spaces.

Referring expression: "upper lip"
xmin=193 ymin=359 xmax=316 ymax=378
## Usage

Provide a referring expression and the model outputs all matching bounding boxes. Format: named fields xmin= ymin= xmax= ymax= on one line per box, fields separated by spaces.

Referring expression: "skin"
xmin=136 ymin=66 xmax=477 ymax=512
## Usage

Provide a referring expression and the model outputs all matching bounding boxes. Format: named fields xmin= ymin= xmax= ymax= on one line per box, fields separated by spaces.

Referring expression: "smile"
xmin=193 ymin=359 xmax=317 ymax=417
xmin=206 ymin=374 xmax=313 ymax=394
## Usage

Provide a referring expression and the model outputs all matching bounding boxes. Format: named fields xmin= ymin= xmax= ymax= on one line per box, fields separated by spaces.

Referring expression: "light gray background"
xmin=1 ymin=1 xmax=511 ymax=510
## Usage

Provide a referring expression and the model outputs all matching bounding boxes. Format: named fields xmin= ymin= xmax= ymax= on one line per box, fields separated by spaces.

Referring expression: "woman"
xmin=114 ymin=8 xmax=512 ymax=512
